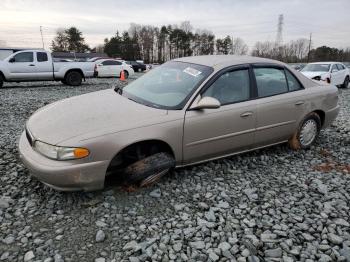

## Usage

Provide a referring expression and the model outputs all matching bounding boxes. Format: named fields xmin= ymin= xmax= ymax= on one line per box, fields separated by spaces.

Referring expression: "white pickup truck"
xmin=0 ymin=50 xmax=95 ymax=87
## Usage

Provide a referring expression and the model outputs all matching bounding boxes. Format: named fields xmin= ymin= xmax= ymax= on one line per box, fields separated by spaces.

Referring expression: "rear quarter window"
xmin=285 ymin=70 xmax=303 ymax=91
xmin=37 ymin=52 xmax=48 ymax=62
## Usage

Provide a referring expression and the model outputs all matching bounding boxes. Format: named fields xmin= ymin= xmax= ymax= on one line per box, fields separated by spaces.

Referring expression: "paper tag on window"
xmin=183 ymin=67 xmax=202 ymax=77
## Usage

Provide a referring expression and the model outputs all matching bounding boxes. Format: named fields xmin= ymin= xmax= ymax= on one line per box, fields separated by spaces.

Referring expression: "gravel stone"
xmin=328 ymin=233 xmax=343 ymax=244
xmin=95 ymin=230 xmax=106 ymax=242
xmin=208 ymin=251 xmax=219 ymax=261
xmin=265 ymin=248 xmax=282 ymax=258
xmin=189 ymin=241 xmax=205 ymax=250
xmin=149 ymin=188 xmax=161 ymax=198
xmin=24 ymin=251 xmax=35 ymax=261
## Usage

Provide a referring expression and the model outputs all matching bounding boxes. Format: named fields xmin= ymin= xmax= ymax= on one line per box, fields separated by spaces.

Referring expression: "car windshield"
xmin=122 ymin=61 xmax=213 ymax=109
xmin=301 ymin=64 xmax=330 ymax=72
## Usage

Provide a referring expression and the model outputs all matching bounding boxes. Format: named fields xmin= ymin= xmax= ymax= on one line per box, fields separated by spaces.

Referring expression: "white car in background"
xmin=94 ymin=59 xmax=134 ymax=78
xmin=300 ymin=62 xmax=349 ymax=88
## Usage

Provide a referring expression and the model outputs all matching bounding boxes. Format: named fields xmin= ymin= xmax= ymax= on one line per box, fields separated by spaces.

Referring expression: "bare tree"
xmin=231 ymin=37 xmax=248 ymax=55
xmin=180 ymin=21 xmax=193 ymax=33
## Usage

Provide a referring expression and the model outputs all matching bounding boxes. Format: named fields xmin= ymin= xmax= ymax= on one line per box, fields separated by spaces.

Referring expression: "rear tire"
xmin=288 ymin=113 xmax=321 ymax=150
xmin=61 ymin=79 xmax=67 ymax=85
xmin=342 ymin=76 xmax=349 ymax=88
xmin=123 ymin=152 xmax=175 ymax=186
xmin=65 ymin=71 xmax=83 ymax=86
xmin=0 ymin=75 xmax=3 ymax=88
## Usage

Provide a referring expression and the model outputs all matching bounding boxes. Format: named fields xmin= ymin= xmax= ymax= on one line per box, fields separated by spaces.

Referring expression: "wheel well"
xmin=64 ymin=69 xmax=84 ymax=79
xmin=313 ymin=110 xmax=325 ymax=127
xmin=0 ymin=71 xmax=5 ymax=81
xmin=107 ymin=140 xmax=175 ymax=171
xmin=105 ymin=140 xmax=175 ymax=185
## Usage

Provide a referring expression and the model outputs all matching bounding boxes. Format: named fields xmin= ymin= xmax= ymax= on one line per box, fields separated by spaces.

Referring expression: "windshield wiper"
xmin=114 ymin=86 xmax=123 ymax=95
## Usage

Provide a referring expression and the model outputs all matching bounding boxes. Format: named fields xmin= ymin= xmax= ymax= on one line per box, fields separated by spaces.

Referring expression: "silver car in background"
xmin=19 ymin=55 xmax=339 ymax=191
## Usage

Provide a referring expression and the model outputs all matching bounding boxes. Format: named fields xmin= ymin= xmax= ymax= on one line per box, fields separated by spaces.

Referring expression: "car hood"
xmin=27 ymin=89 xmax=167 ymax=145
xmin=301 ymin=71 xmax=329 ymax=79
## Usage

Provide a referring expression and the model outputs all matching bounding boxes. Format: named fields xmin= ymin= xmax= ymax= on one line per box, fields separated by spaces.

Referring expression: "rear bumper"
xmin=18 ymin=132 xmax=109 ymax=191
xmin=324 ymin=105 xmax=340 ymax=128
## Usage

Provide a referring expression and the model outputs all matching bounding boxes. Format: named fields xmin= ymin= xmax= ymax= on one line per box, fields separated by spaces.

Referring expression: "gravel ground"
xmin=0 ymin=76 xmax=349 ymax=262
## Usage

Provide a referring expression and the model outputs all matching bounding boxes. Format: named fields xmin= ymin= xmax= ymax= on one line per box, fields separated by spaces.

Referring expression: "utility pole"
xmin=307 ymin=33 xmax=312 ymax=63
xmin=40 ymin=26 xmax=45 ymax=49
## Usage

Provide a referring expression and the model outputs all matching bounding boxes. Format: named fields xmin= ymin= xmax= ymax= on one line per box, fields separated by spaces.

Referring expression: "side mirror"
xmin=9 ymin=58 xmax=15 ymax=63
xmin=190 ymin=96 xmax=221 ymax=110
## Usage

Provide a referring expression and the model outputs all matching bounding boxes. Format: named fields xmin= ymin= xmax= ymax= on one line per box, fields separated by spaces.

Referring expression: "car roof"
xmin=97 ymin=59 xmax=122 ymax=62
xmin=175 ymin=55 xmax=320 ymax=89
xmin=173 ymin=55 xmax=286 ymax=69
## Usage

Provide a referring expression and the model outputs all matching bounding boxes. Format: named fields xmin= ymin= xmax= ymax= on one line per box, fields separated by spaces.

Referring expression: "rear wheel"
xmin=61 ymin=79 xmax=67 ymax=85
xmin=0 ymin=75 xmax=3 ymax=88
xmin=289 ymin=113 xmax=321 ymax=150
xmin=342 ymin=76 xmax=349 ymax=88
xmin=65 ymin=71 xmax=83 ymax=86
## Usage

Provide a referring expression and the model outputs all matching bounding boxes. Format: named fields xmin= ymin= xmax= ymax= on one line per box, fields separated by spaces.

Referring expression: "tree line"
xmin=51 ymin=23 xmax=350 ymax=63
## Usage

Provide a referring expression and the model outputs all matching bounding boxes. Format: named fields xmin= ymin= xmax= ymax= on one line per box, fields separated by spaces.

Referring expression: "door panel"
xmin=97 ymin=64 xmax=107 ymax=76
xmin=183 ymin=67 xmax=256 ymax=164
xmin=183 ymin=101 xmax=257 ymax=164
xmin=7 ymin=51 xmax=37 ymax=80
xmin=331 ymin=64 xmax=342 ymax=85
xmin=255 ymin=91 xmax=307 ymax=146
xmin=253 ymin=66 xmax=307 ymax=146
xmin=35 ymin=52 xmax=53 ymax=80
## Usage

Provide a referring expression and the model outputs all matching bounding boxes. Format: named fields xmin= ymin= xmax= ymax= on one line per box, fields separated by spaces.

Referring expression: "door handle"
xmin=29 ymin=64 xmax=35 ymax=66
xmin=240 ymin=112 xmax=253 ymax=118
xmin=295 ymin=101 xmax=305 ymax=106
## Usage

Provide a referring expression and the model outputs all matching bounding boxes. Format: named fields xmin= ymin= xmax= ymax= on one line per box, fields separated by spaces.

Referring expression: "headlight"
xmin=34 ymin=140 xmax=89 ymax=160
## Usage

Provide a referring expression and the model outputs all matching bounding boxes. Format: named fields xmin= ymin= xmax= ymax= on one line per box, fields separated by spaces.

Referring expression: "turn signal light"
xmin=74 ymin=148 xmax=90 ymax=158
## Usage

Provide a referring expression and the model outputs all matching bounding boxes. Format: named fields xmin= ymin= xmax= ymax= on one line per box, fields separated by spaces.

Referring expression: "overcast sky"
xmin=0 ymin=0 xmax=349 ymax=51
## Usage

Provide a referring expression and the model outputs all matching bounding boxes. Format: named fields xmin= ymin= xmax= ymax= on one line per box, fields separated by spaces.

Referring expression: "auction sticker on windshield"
xmin=183 ymin=67 xmax=202 ymax=77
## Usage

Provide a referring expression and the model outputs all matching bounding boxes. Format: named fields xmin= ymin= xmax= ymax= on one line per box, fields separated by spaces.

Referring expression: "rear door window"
xmin=110 ymin=61 xmax=122 ymax=65
xmin=102 ymin=60 xmax=113 ymax=66
xmin=332 ymin=64 xmax=339 ymax=72
xmin=337 ymin=64 xmax=345 ymax=70
xmin=254 ymin=67 xmax=288 ymax=97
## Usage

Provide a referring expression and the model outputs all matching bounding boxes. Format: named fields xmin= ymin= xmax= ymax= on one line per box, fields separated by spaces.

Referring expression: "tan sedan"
xmin=19 ymin=55 xmax=339 ymax=191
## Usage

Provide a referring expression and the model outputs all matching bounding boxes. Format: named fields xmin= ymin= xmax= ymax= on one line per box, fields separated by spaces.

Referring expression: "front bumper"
xmin=18 ymin=131 xmax=109 ymax=191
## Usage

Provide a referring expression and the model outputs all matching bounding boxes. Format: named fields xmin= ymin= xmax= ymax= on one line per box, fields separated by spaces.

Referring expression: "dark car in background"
xmin=126 ymin=60 xmax=147 ymax=72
